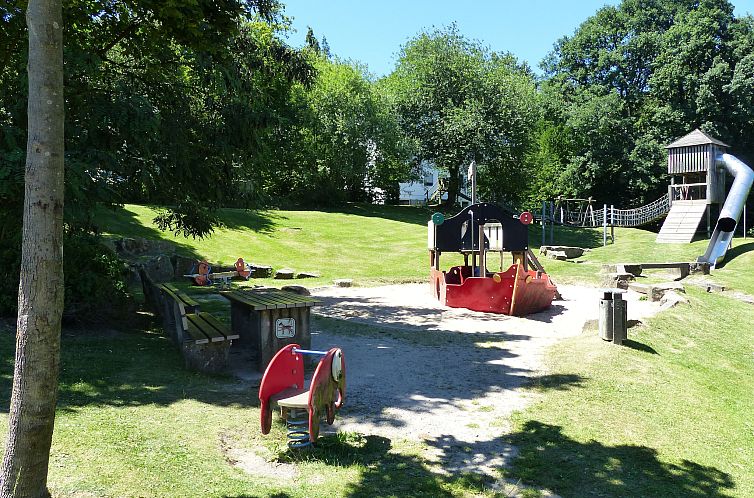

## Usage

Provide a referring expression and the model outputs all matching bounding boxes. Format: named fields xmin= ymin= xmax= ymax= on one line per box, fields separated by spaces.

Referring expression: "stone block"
xmin=618 ymin=264 xmax=643 ymax=277
xmin=649 ymin=282 xmax=685 ymax=302
xmin=628 ymin=282 xmax=651 ymax=295
xmin=281 ymin=285 xmax=311 ymax=296
xmin=540 ymin=246 xmax=586 ymax=259
xmin=251 ymin=265 xmax=273 ymax=278
xmin=689 ymin=262 xmax=711 ymax=275
xmin=296 ymin=271 xmax=320 ymax=279
xmin=659 ymin=290 xmax=689 ymax=310
xmin=601 ymin=264 xmax=618 ymax=274
xmin=141 ymin=254 xmax=175 ymax=283
xmin=274 ymin=268 xmax=295 ymax=279
xmin=602 ymin=273 xmax=634 ymax=290
xmin=172 ymin=255 xmax=198 ymax=277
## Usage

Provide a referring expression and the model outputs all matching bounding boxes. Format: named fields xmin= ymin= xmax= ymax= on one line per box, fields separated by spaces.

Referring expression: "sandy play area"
xmin=309 ymin=283 xmax=660 ymax=476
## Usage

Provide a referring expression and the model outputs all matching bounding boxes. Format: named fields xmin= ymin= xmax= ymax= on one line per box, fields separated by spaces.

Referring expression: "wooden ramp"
xmin=656 ymin=200 xmax=707 ymax=243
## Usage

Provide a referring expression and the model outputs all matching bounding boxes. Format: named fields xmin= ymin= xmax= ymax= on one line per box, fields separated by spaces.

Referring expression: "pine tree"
xmin=306 ymin=26 xmax=320 ymax=53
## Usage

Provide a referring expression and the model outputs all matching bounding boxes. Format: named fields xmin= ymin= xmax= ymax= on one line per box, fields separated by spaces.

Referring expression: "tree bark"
xmin=0 ymin=1 xmax=65 ymax=497
xmin=443 ymin=164 xmax=460 ymax=207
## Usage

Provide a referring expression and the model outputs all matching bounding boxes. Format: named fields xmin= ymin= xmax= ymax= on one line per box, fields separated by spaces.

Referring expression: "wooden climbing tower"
xmin=657 ymin=129 xmax=729 ymax=243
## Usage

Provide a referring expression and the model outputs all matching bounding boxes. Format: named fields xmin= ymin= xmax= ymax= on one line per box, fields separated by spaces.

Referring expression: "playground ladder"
xmin=655 ymin=200 xmax=707 ymax=243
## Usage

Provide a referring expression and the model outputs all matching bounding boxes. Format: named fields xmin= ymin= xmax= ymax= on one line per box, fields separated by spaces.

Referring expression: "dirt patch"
xmin=219 ymin=433 xmax=298 ymax=479
xmin=310 ymin=283 xmax=660 ymax=476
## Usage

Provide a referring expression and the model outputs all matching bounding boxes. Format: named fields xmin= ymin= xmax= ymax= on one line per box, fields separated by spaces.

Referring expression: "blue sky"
xmin=281 ymin=0 xmax=754 ymax=77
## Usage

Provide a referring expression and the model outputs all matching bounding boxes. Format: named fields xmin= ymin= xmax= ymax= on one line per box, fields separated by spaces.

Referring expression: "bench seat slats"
xmin=184 ymin=319 xmax=210 ymax=344
xmin=187 ymin=313 xmax=225 ymax=343
xmin=197 ymin=313 xmax=239 ymax=340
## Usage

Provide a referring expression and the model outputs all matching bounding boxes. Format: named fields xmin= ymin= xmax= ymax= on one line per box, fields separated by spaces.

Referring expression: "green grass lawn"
xmin=96 ymin=203 xmax=441 ymax=288
xmin=0 ymin=318 xmax=490 ymax=497
xmin=2 ymin=204 xmax=754 ymax=497
xmin=503 ymin=288 xmax=754 ymax=497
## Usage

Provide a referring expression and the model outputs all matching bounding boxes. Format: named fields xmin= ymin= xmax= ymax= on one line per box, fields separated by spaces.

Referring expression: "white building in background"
xmin=398 ymin=161 xmax=470 ymax=205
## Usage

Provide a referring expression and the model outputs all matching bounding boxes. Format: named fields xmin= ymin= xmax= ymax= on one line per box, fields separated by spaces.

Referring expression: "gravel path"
xmin=310 ymin=283 xmax=660 ymax=475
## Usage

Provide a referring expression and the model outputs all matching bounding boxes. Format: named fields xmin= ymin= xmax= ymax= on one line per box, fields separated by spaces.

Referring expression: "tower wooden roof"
xmin=665 ymin=129 xmax=729 ymax=149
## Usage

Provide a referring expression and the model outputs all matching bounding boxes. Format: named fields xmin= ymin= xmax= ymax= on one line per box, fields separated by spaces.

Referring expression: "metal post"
xmin=610 ymin=205 xmax=615 ymax=244
xmin=549 ymin=201 xmax=554 ymax=245
xmin=478 ymin=223 xmax=486 ymax=277
xmin=470 ymin=209 xmax=476 ymax=271
xmin=541 ymin=201 xmax=546 ymax=247
xmin=603 ymin=204 xmax=608 ymax=247
xmin=469 ymin=160 xmax=477 ymax=205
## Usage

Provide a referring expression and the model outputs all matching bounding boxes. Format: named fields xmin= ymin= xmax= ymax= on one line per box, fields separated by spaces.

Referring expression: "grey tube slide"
xmin=698 ymin=154 xmax=754 ymax=267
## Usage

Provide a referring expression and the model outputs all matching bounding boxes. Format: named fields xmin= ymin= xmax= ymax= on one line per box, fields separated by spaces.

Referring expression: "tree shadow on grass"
xmin=95 ymin=204 xmax=281 ymax=242
xmin=503 ymin=420 xmax=735 ymax=498
xmin=0 ymin=316 xmax=258 ymax=414
xmin=531 ymin=225 xmax=605 ymax=250
xmin=214 ymin=207 xmax=284 ymax=234
xmin=275 ymin=434 xmax=474 ymax=497
xmin=315 ymin=203 xmax=434 ymax=227
xmin=93 ymin=205 xmax=209 ymax=260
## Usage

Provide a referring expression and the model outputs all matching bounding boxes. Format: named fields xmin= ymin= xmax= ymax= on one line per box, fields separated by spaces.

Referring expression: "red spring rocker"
xmin=259 ymin=344 xmax=346 ymax=448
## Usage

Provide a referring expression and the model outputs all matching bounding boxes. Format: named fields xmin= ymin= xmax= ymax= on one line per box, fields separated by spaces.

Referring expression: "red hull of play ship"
xmin=430 ymin=263 xmax=557 ymax=316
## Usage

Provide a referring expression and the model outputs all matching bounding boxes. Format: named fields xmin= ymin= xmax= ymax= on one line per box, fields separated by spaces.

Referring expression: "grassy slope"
xmin=2 ymin=204 xmax=754 ymax=497
xmin=508 ymin=226 xmax=754 ymax=497
xmin=96 ymin=204 xmax=441 ymax=288
xmin=504 ymin=288 xmax=754 ymax=497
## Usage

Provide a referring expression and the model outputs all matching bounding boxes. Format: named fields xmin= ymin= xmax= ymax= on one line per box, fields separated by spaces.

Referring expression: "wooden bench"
xmin=157 ymin=283 xmax=239 ymax=373
xmin=156 ymin=283 xmax=200 ymax=342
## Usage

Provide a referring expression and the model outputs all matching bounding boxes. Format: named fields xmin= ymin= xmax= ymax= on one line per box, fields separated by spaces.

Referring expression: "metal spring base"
xmin=286 ymin=409 xmax=311 ymax=449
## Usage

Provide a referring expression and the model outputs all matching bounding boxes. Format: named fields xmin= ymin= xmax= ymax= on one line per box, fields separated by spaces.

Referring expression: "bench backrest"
xmin=158 ymin=285 xmax=199 ymax=343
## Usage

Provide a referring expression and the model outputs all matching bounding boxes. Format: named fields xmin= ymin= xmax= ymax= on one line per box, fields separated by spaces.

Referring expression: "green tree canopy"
xmin=265 ymin=55 xmax=410 ymax=205
xmin=1 ymin=0 xmax=313 ymax=239
xmin=382 ymin=25 xmax=539 ymax=206
xmin=538 ymin=0 xmax=754 ymax=207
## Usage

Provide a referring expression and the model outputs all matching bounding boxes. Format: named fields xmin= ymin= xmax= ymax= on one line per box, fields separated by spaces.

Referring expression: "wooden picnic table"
xmin=220 ymin=288 xmax=320 ymax=371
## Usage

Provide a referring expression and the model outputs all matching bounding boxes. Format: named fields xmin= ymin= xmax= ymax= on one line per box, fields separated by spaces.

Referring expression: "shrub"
xmin=0 ymin=230 xmax=130 ymax=321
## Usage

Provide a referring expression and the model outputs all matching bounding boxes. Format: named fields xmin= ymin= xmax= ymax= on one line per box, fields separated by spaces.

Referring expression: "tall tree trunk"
xmin=0 ymin=1 xmax=65 ymax=497
xmin=443 ymin=164 xmax=460 ymax=207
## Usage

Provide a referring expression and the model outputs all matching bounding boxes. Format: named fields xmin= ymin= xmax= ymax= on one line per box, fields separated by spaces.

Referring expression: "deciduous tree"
xmin=383 ymin=25 xmax=539 ymax=206
xmin=1 ymin=0 xmax=65 ymax=496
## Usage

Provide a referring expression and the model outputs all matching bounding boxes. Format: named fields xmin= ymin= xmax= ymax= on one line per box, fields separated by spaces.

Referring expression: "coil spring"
xmin=286 ymin=409 xmax=311 ymax=449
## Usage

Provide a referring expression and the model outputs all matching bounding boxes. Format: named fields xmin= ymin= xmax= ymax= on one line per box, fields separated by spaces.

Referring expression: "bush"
xmin=0 ymin=230 xmax=130 ymax=321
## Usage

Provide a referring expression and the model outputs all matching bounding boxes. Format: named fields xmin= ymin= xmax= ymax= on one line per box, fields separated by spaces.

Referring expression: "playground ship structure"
xmin=428 ymin=203 xmax=558 ymax=316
